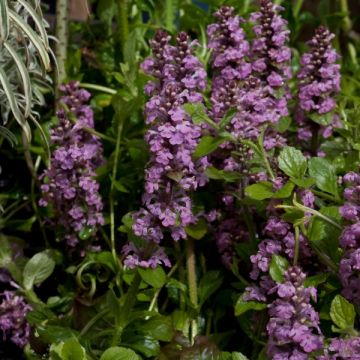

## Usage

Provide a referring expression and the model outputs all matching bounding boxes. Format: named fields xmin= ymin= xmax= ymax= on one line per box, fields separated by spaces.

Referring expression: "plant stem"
xmin=117 ymin=0 xmax=129 ymax=56
xmin=148 ymin=262 xmax=179 ymax=314
xmin=80 ymin=83 xmax=117 ymax=95
xmin=340 ymin=0 xmax=352 ymax=33
xmin=111 ymin=271 xmax=141 ymax=345
xmin=55 ymin=0 xmax=69 ymax=88
xmin=109 ymin=116 xmax=124 ymax=288
xmin=293 ymin=0 xmax=304 ymax=18
xmin=165 ymin=0 xmax=175 ymax=32
xmin=186 ymin=237 xmax=198 ymax=343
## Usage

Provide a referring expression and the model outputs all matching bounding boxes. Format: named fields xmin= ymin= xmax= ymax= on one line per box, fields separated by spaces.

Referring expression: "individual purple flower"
xmin=39 ymin=82 xmax=104 ymax=248
xmin=0 ymin=290 xmax=32 ymax=348
xmin=297 ymin=26 xmax=341 ymax=146
xmin=123 ymin=30 xmax=208 ymax=268
xmin=338 ymin=171 xmax=360 ymax=304
xmin=267 ymin=266 xmax=324 ymax=359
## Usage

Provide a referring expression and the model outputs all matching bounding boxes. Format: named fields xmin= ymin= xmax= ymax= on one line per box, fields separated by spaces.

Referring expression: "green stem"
xmin=80 ymin=83 xmax=117 ymax=95
xmin=117 ymin=0 xmax=129 ymax=55
xmin=79 ymin=309 xmax=109 ymax=338
xmin=279 ymin=204 xmax=341 ymax=230
xmin=55 ymin=0 xmax=69 ymax=87
xmin=110 ymin=119 xmax=123 ymax=262
xmin=148 ymin=262 xmax=179 ymax=313
xmin=111 ymin=272 xmax=141 ymax=345
xmin=311 ymin=189 xmax=341 ymax=203
xmin=186 ymin=237 xmax=198 ymax=343
xmin=165 ymin=0 xmax=175 ymax=32
xmin=340 ymin=0 xmax=352 ymax=33
xmin=293 ymin=0 xmax=304 ymax=18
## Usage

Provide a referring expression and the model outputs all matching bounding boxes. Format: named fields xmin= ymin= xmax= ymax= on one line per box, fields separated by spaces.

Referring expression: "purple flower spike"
xmin=123 ymin=30 xmax=209 ymax=268
xmin=267 ymin=266 xmax=323 ymax=359
xmin=338 ymin=170 xmax=360 ymax=304
xmin=208 ymin=6 xmax=251 ymax=121
xmin=0 ymin=291 xmax=32 ymax=348
xmin=297 ymin=26 xmax=341 ymax=143
xmin=39 ymin=82 xmax=104 ymax=248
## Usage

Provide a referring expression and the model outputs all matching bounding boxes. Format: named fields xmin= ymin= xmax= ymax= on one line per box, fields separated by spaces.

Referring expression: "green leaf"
xmin=309 ymin=157 xmax=339 ymax=197
xmin=278 ymin=146 xmax=307 ymax=179
xmin=100 ymin=347 xmax=140 ymax=360
xmin=138 ymin=267 xmax=166 ymax=288
xmin=304 ymin=273 xmax=329 ymax=287
xmin=235 ymin=295 xmax=266 ymax=316
xmin=198 ymin=271 xmax=223 ymax=308
xmin=269 ymin=255 xmax=289 ymax=283
xmin=50 ymin=338 xmax=86 ymax=360
xmin=194 ymin=135 xmax=224 ymax=158
xmin=206 ymin=167 xmax=241 ymax=182
xmin=9 ymin=9 xmax=50 ymax=71
xmin=273 ymin=181 xmax=295 ymax=199
xmin=0 ymin=0 xmax=9 ymax=43
xmin=0 ymin=65 xmax=31 ymax=141
xmin=307 ymin=207 xmax=341 ymax=263
xmin=23 ymin=251 xmax=55 ymax=290
xmin=185 ymin=219 xmax=208 ymax=240
xmin=232 ymin=353 xmax=249 ymax=360
xmin=137 ymin=316 xmax=174 ymax=342
xmin=245 ymin=182 xmax=273 ymax=200
xmin=309 ymin=112 xmax=334 ymax=126
xmin=330 ymin=295 xmax=355 ymax=330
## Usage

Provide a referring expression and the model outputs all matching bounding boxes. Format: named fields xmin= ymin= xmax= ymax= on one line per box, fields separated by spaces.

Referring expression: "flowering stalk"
xmin=123 ymin=30 xmax=208 ymax=268
xmin=297 ymin=26 xmax=341 ymax=152
xmin=0 ymin=290 xmax=32 ymax=348
xmin=338 ymin=171 xmax=360 ymax=304
xmin=39 ymin=82 xmax=104 ymax=249
xmin=267 ymin=266 xmax=323 ymax=359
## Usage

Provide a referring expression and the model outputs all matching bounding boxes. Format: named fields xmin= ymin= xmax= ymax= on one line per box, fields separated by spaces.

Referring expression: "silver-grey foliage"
xmin=0 ymin=0 xmax=53 ymax=142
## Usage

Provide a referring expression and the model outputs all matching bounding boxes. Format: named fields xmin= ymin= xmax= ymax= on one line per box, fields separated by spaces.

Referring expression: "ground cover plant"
xmin=2 ymin=0 xmax=360 ymax=359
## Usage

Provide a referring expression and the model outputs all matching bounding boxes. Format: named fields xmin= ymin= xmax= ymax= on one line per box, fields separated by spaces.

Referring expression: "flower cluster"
xmin=297 ymin=26 xmax=341 ymax=144
xmin=39 ymin=82 xmax=104 ymax=248
xmin=207 ymin=6 xmax=250 ymax=121
xmin=338 ymin=171 xmax=360 ymax=304
xmin=245 ymin=216 xmax=312 ymax=302
xmin=0 ymin=291 xmax=32 ymax=348
xmin=267 ymin=266 xmax=323 ymax=359
xmin=319 ymin=336 xmax=360 ymax=359
xmin=124 ymin=30 xmax=208 ymax=268
xmin=213 ymin=195 xmax=249 ymax=269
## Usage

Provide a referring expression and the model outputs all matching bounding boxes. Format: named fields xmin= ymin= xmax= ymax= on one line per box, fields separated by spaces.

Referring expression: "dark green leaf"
xmin=198 ymin=271 xmax=223 ymax=307
xmin=194 ymin=136 xmax=224 ymax=158
xmin=100 ymin=347 xmax=140 ymax=360
xmin=278 ymin=146 xmax=307 ymax=179
xmin=206 ymin=167 xmax=241 ymax=182
xmin=235 ymin=295 xmax=266 ymax=316
xmin=308 ymin=157 xmax=339 ymax=197
xmin=269 ymin=255 xmax=289 ymax=283
xmin=185 ymin=219 xmax=208 ymax=240
xmin=245 ymin=182 xmax=273 ymax=200
xmin=138 ymin=267 xmax=166 ymax=288
xmin=330 ymin=295 xmax=355 ymax=330
xmin=23 ymin=252 xmax=55 ymax=290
